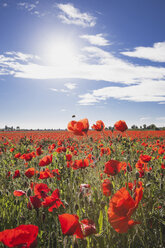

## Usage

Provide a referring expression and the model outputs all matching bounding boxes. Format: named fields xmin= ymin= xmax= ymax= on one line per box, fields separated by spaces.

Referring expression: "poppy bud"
xmin=101 ymin=201 xmax=106 ymax=208
xmin=41 ymin=212 xmax=46 ymax=223
xmin=147 ymin=172 xmax=151 ymax=179
xmin=75 ymin=204 xmax=79 ymax=211
xmin=24 ymin=181 xmax=28 ymax=187
xmin=135 ymin=171 xmax=139 ymax=180
xmin=27 ymin=188 xmax=32 ymax=197
xmin=126 ymin=165 xmax=131 ymax=172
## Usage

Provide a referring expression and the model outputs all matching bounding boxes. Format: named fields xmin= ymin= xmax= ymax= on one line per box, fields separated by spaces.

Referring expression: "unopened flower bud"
xmin=27 ymin=188 xmax=32 ymax=197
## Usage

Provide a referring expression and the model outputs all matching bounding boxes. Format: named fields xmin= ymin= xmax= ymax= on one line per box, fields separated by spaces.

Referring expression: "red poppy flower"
xmin=13 ymin=169 xmax=21 ymax=179
xmin=13 ymin=190 xmax=26 ymax=197
xmin=0 ymin=224 xmax=38 ymax=248
xmin=69 ymin=159 xmax=89 ymax=170
xmin=20 ymin=152 xmax=34 ymax=162
xmin=58 ymin=214 xmax=84 ymax=239
xmin=114 ymin=120 xmax=128 ymax=132
xmin=39 ymin=155 xmax=52 ymax=167
xmin=104 ymin=160 xmax=121 ymax=176
xmin=92 ymin=120 xmax=105 ymax=131
xmin=158 ymin=147 xmax=165 ymax=155
xmin=36 ymin=147 xmax=43 ymax=156
xmin=140 ymin=154 xmax=151 ymax=163
xmin=29 ymin=195 xmax=42 ymax=209
xmin=67 ymin=118 xmax=89 ymax=136
xmin=34 ymin=183 xmax=51 ymax=199
xmin=25 ymin=168 xmax=36 ymax=178
xmin=102 ymin=179 xmax=112 ymax=197
xmin=100 ymin=147 xmax=111 ymax=157
xmin=38 ymin=168 xmax=54 ymax=179
xmin=161 ymin=164 xmax=165 ymax=169
xmin=66 ymin=154 xmax=72 ymax=161
xmin=42 ymin=189 xmax=64 ymax=212
xmin=14 ymin=153 xmax=21 ymax=159
xmin=80 ymin=219 xmax=96 ymax=237
xmin=108 ymin=186 xmax=143 ymax=233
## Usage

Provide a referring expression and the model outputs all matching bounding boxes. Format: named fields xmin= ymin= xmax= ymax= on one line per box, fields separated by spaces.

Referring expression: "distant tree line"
xmin=131 ymin=124 xmax=165 ymax=130
xmin=105 ymin=124 xmax=165 ymax=131
xmin=0 ymin=126 xmax=66 ymax=131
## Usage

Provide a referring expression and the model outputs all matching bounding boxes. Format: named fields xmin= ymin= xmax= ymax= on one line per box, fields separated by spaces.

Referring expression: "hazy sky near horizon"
xmin=0 ymin=0 xmax=165 ymax=129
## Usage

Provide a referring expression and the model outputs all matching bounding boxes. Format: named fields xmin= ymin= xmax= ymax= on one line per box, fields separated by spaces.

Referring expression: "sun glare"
xmin=43 ymin=40 xmax=78 ymax=67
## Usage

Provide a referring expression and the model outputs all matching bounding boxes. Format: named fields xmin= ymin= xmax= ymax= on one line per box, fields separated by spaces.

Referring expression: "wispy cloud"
xmin=80 ymin=34 xmax=110 ymax=46
xmin=2 ymin=3 xmax=8 ymax=7
xmin=1 ymin=46 xmax=165 ymax=84
xmin=78 ymin=80 xmax=165 ymax=105
xmin=57 ymin=3 xmax=96 ymax=27
xmin=1 ymin=42 xmax=165 ymax=104
xmin=158 ymin=102 xmax=165 ymax=104
xmin=121 ymin=41 xmax=165 ymax=62
xmin=139 ymin=117 xmax=151 ymax=121
xmin=50 ymin=88 xmax=58 ymax=92
xmin=50 ymin=83 xmax=76 ymax=94
xmin=17 ymin=1 xmax=44 ymax=17
xmin=17 ymin=2 xmax=37 ymax=11
xmin=64 ymin=83 xmax=77 ymax=90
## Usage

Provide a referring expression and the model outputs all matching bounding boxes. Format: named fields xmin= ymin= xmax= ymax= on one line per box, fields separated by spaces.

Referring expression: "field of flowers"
xmin=0 ymin=119 xmax=165 ymax=248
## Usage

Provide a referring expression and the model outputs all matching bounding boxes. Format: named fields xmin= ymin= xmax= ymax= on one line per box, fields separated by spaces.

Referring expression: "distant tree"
xmin=147 ymin=124 xmax=157 ymax=130
xmin=16 ymin=126 xmax=20 ymax=131
xmin=131 ymin=125 xmax=138 ymax=129
xmin=108 ymin=126 xmax=113 ymax=130
xmin=143 ymin=124 xmax=147 ymax=129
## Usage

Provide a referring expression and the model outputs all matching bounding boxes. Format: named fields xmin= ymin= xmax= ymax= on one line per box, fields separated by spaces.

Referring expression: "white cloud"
xmin=158 ymin=102 xmax=165 ymax=104
xmin=1 ymin=42 xmax=165 ymax=104
xmin=17 ymin=1 xmax=43 ymax=16
xmin=64 ymin=83 xmax=77 ymax=90
xmin=61 ymin=108 xmax=67 ymax=112
xmin=1 ymin=46 xmax=165 ymax=84
xmin=60 ymin=89 xmax=68 ymax=93
xmin=156 ymin=117 xmax=165 ymax=121
xmin=50 ymin=88 xmax=58 ymax=92
xmin=17 ymin=2 xmax=37 ymax=11
xmin=139 ymin=117 xmax=151 ymax=121
xmin=78 ymin=80 xmax=165 ymax=105
xmin=121 ymin=41 xmax=165 ymax=62
xmin=57 ymin=3 xmax=96 ymax=27
xmin=2 ymin=3 xmax=8 ymax=7
xmin=80 ymin=34 xmax=110 ymax=46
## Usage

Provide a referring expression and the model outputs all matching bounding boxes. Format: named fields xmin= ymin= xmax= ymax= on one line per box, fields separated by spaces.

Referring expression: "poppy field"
xmin=0 ymin=119 xmax=165 ymax=248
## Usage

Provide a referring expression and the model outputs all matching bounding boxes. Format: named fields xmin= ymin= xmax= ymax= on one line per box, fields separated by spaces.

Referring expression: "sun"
xmin=42 ymin=39 xmax=78 ymax=67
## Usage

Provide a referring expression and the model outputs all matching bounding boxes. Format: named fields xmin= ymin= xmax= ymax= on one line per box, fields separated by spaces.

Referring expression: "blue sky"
xmin=0 ymin=0 xmax=165 ymax=129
